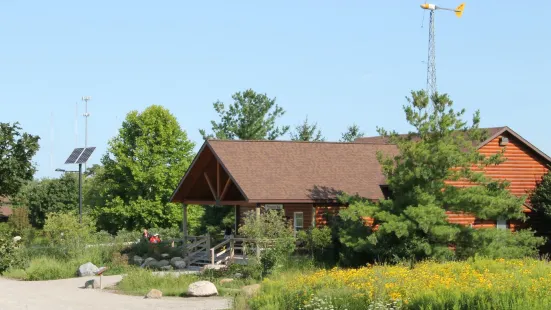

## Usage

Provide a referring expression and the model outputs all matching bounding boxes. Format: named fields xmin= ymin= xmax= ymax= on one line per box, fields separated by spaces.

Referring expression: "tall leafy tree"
xmin=290 ymin=116 xmax=325 ymax=142
xmin=340 ymin=124 xmax=365 ymax=142
xmin=0 ymin=122 xmax=40 ymax=197
xmin=339 ymin=90 xmax=541 ymax=264
xmin=200 ymin=89 xmax=290 ymax=140
xmin=13 ymin=174 xmax=78 ymax=228
xmin=93 ymin=105 xmax=195 ymax=233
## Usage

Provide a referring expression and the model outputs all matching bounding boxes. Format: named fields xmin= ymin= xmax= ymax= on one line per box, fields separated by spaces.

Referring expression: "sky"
xmin=1 ymin=1 xmax=550 ymax=179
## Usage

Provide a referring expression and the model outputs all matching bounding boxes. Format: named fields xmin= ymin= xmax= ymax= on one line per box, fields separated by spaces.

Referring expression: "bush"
xmin=297 ymin=226 xmax=333 ymax=260
xmin=0 ymin=233 xmax=23 ymax=274
xmin=240 ymin=210 xmax=296 ymax=278
xmin=24 ymin=257 xmax=76 ymax=280
xmin=455 ymin=227 xmax=545 ymax=260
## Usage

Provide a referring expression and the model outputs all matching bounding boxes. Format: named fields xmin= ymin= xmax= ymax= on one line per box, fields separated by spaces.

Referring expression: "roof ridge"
xmin=207 ymin=139 xmax=394 ymax=145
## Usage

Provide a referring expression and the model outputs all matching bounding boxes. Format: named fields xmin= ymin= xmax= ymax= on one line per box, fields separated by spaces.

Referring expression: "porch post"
xmin=182 ymin=204 xmax=188 ymax=258
xmin=255 ymin=204 xmax=261 ymax=258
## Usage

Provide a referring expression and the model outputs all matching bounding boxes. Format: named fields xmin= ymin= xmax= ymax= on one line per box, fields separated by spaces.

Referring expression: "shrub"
xmin=24 ymin=257 xmax=76 ymax=280
xmin=42 ymin=212 xmax=96 ymax=258
xmin=0 ymin=233 xmax=23 ymax=274
xmin=240 ymin=210 xmax=296 ymax=278
xmin=297 ymin=226 xmax=333 ymax=259
xmin=455 ymin=227 xmax=545 ymax=260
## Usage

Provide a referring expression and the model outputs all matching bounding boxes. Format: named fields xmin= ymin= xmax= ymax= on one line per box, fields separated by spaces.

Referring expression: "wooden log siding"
xmin=237 ymin=204 xmax=313 ymax=229
xmin=446 ymin=133 xmax=549 ymax=230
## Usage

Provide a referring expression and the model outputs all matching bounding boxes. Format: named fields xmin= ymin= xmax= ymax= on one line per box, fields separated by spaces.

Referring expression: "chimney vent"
xmin=499 ymin=136 xmax=509 ymax=146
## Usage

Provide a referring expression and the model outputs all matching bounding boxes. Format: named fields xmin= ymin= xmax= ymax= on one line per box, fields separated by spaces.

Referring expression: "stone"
xmin=187 ymin=281 xmax=218 ymax=297
xmin=84 ymin=279 xmax=100 ymax=289
xmin=159 ymin=265 xmax=173 ymax=271
xmin=170 ymin=257 xmax=187 ymax=270
xmin=233 ymin=273 xmax=243 ymax=279
xmin=142 ymin=257 xmax=157 ymax=269
xmin=77 ymin=262 xmax=99 ymax=277
xmin=145 ymin=289 xmax=163 ymax=299
xmin=133 ymin=255 xmax=144 ymax=266
xmin=155 ymin=260 xmax=170 ymax=270
xmin=201 ymin=264 xmax=227 ymax=272
xmin=161 ymin=253 xmax=170 ymax=259
xmin=242 ymin=284 xmax=261 ymax=297
xmin=219 ymin=278 xmax=234 ymax=285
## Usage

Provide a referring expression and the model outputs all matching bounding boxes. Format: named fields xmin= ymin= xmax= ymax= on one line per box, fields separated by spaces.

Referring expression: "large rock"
xmin=142 ymin=257 xmax=157 ymax=269
xmin=155 ymin=260 xmax=170 ymax=270
xmin=220 ymin=278 xmax=234 ymax=285
xmin=201 ymin=264 xmax=227 ymax=272
xmin=170 ymin=257 xmax=187 ymax=270
xmin=133 ymin=255 xmax=144 ymax=266
xmin=161 ymin=253 xmax=170 ymax=259
xmin=159 ymin=265 xmax=173 ymax=271
xmin=145 ymin=289 xmax=163 ymax=299
xmin=242 ymin=284 xmax=261 ymax=297
xmin=187 ymin=281 xmax=218 ymax=297
xmin=77 ymin=262 xmax=99 ymax=277
xmin=84 ymin=279 xmax=100 ymax=289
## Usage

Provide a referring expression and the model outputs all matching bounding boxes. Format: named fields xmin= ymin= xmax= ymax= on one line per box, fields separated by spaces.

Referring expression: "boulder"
xmin=242 ymin=284 xmax=261 ymax=297
xmin=233 ymin=273 xmax=243 ymax=279
xmin=187 ymin=281 xmax=218 ymax=297
xmin=84 ymin=279 xmax=100 ymax=289
xmin=220 ymin=278 xmax=234 ymax=285
xmin=77 ymin=262 xmax=99 ymax=277
xmin=161 ymin=253 xmax=170 ymax=259
xmin=155 ymin=260 xmax=170 ymax=270
xmin=133 ymin=255 xmax=144 ymax=266
xmin=201 ymin=264 xmax=227 ymax=272
xmin=142 ymin=257 xmax=157 ymax=269
xmin=170 ymin=257 xmax=187 ymax=270
xmin=145 ymin=289 xmax=163 ymax=299
xmin=159 ymin=265 xmax=173 ymax=271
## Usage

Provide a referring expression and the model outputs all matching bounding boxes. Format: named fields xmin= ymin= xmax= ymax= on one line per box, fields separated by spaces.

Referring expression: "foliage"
xmin=530 ymin=170 xmax=551 ymax=217
xmin=91 ymin=105 xmax=195 ymax=233
xmin=297 ymin=227 xmax=332 ymax=259
xmin=200 ymin=89 xmax=290 ymax=140
xmin=240 ymin=210 xmax=296 ymax=278
xmin=199 ymin=205 xmax=234 ymax=236
xmin=0 ymin=122 xmax=40 ymax=197
xmin=340 ymin=124 xmax=365 ymax=142
xmin=290 ymin=116 xmax=324 ymax=142
xmin=13 ymin=174 xmax=78 ymax=228
xmin=455 ymin=227 xmax=544 ymax=260
xmin=8 ymin=207 xmax=32 ymax=236
xmin=339 ymin=90 xmax=533 ymax=263
xmin=0 ymin=233 xmax=23 ymax=274
xmin=249 ymin=258 xmax=551 ymax=310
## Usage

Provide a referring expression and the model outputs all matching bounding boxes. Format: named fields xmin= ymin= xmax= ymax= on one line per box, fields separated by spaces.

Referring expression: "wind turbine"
xmin=420 ymin=2 xmax=465 ymax=99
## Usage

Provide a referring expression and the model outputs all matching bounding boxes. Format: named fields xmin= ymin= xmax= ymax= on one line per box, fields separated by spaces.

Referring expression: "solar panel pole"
xmin=79 ymin=163 xmax=83 ymax=223
xmin=82 ymin=96 xmax=91 ymax=170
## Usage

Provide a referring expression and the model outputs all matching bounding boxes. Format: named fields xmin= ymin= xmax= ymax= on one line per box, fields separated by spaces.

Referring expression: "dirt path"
xmin=0 ymin=275 xmax=232 ymax=310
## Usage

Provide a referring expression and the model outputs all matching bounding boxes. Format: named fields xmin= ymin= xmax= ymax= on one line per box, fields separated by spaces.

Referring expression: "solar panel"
xmin=64 ymin=148 xmax=84 ymax=164
xmin=75 ymin=147 xmax=96 ymax=164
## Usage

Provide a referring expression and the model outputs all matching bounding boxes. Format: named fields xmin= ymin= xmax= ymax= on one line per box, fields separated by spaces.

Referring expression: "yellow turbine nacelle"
xmin=420 ymin=2 xmax=465 ymax=17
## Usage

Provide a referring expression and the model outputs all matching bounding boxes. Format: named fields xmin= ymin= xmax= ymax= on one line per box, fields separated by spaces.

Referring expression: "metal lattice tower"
xmin=420 ymin=2 xmax=465 ymax=100
xmin=427 ymin=10 xmax=437 ymax=99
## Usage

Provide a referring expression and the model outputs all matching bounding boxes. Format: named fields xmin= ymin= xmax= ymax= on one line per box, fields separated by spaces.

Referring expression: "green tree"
xmin=290 ymin=116 xmax=325 ymax=142
xmin=339 ymin=90 xmax=541 ymax=264
xmin=93 ymin=105 xmax=195 ymax=233
xmin=13 ymin=174 xmax=78 ymax=228
xmin=0 ymin=122 xmax=40 ymax=197
xmin=340 ymin=124 xmax=365 ymax=142
xmin=200 ymin=89 xmax=290 ymax=140
xmin=530 ymin=170 xmax=551 ymax=217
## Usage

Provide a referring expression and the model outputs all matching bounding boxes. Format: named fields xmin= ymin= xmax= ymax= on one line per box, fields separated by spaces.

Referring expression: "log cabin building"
xmin=170 ymin=127 xmax=550 ymax=235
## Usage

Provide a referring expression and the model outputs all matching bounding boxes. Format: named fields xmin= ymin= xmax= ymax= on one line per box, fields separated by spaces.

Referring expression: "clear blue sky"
xmin=1 ymin=1 xmax=549 ymax=179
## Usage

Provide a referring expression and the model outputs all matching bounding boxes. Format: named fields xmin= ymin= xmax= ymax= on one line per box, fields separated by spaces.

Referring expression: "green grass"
xmin=115 ymin=268 xmax=257 ymax=298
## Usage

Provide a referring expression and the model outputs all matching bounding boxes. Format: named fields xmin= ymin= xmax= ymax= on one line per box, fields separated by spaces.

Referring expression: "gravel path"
xmin=0 ymin=275 xmax=232 ymax=310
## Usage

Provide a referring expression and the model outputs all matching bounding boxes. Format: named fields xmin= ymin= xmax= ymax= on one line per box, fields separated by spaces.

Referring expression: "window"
xmin=294 ymin=212 xmax=304 ymax=231
xmin=496 ymin=217 xmax=507 ymax=230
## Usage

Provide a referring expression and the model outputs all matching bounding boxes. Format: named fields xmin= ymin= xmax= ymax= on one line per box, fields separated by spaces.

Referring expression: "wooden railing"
xmin=183 ymin=234 xmax=210 ymax=266
xmin=209 ymin=237 xmax=278 ymax=266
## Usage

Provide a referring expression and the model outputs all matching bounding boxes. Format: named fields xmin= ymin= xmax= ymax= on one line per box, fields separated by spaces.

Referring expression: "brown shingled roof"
xmin=206 ymin=140 xmax=398 ymax=202
xmin=355 ymin=127 xmax=507 ymax=145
